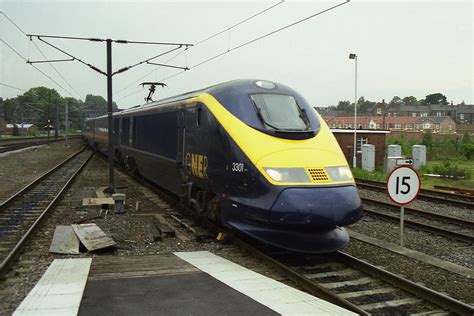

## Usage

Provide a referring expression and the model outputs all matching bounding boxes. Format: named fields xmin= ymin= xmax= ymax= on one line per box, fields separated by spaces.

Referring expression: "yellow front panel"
xmin=193 ymin=93 xmax=354 ymax=186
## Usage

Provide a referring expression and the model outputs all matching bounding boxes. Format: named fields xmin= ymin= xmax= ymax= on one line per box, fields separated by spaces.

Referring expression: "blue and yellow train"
xmin=83 ymin=79 xmax=363 ymax=253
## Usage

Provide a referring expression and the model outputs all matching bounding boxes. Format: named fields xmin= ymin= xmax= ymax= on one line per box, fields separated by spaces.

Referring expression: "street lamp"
xmin=349 ymin=53 xmax=358 ymax=168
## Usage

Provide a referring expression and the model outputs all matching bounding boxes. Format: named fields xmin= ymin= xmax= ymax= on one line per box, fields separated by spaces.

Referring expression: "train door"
xmin=177 ymin=109 xmax=186 ymax=171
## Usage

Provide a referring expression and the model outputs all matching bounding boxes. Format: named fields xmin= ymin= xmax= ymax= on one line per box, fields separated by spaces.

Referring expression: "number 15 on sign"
xmin=386 ymin=166 xmax=421 ymax=247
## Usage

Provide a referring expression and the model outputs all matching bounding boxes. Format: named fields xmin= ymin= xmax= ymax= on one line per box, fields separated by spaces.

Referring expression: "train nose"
xmin=269 ymin=186 xmax=363 ymax=227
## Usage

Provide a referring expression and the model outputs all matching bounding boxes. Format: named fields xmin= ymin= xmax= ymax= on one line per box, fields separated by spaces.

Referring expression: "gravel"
xmin=1 ymin=147 xmax=472 ymax=314
xmin=0 ymin=153 xmax=292 ymax=315
xmin=354 ymin=188 xmax=474 ymax=269
xmin=358 ymin=188 xmax=473 ymax=221
xmin=0 ymin=139 xmax=83 ymax=203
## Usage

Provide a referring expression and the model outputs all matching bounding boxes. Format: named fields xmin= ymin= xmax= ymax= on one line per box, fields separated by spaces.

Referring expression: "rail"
xmin=233 ymin=238 xmax=474 ymax=315
xmin=0 ymin=149 xmax=93 ymax=275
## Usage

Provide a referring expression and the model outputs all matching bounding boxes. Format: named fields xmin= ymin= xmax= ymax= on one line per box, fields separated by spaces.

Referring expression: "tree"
xmin=0 ymin=86 xmax=114 ymax=130
xmin=336 ymin=100 xmax=353 ymax=113
xmin=460 ymin=144 xmax=474 ymax=160
xmin=389 ymin=96 xmax=402 ymax=106
xmin=357 ymin=96 xmax=375 ymax=114
xmin=12 ymin=124 xmax=20 ymax=136
xmin=402 ymin=96 xmax=418 ymax=106
xmin=422 ymin=131 xmax=433 ymax=149
xmin=424 ymin=93 xmax=448 ymax=105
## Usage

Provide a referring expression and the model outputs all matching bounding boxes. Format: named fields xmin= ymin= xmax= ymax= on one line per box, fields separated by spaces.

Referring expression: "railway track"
xmin=234 ymin=238 xmax=474 ymax=315
xmin=0 ymin=141 xmax=46 ymax=154
xmin=94 ymin=153 xmax=473 ymax=314
xmin=0 ymin=148 xmax=92 ymax=274
xmin=356 ymin=178 xmax=474 ymax=209
xmin=361 ymin=197 xmax=474 ymax=243
xmin=0 ymin=136 xmax=80 ymax=154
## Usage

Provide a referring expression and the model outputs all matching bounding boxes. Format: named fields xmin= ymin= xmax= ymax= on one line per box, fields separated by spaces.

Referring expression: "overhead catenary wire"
xmin=26 ymin=34 xmax=192 ymax=77
xmin=114 ymin=47 xmax=189 ymax=96
xmin=117 ymin=0 xmax=349 ymax=103
xmin=114 ymin=0 xmax=284 ymax=97
xmin=0 ymin=82 xmax=27 ymax=92
xmin=194 ymin=0 xmax=285 ymax=46
xmin=0 ymin=38 xmax=75 ymax=97
xmin=0 ymin=11 xmax=26 ymax=35
xmin=30 ymin=40 xmax=83 ymax=98
xmin=35 ymin=36 xmax=107 ymax=76
xmin=1 ymin=11 xmax=82 ymax=99
xmin=192 ymin=0 xmax=349 ymax=69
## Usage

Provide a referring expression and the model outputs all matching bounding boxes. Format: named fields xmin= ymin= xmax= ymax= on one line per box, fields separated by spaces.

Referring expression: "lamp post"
xmin=349 ymin=53 xmax=358 ymax=168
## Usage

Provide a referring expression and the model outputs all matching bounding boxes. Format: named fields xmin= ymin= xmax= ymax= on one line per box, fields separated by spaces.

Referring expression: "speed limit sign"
xmin=386 ymin=166 xmax=420 ymax=247
xmin=386 ymin=166 xmax=420 ymax=205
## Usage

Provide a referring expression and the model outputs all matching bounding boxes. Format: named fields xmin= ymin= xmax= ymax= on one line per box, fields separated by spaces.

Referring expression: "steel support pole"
xmin=106 ymin=39 xmax=115 ymax=194
xmin=400 ymin=206 xmax=405 ymax=247
xmin=353 ymin=56 xmax=358 ymax=168
xmin=65 ymin=101 xmax=69 ymax=147
xmin=55 ymin=103 xmax=59 ymax=140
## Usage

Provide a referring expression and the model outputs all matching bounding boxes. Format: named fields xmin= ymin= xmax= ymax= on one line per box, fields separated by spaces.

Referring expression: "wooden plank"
xmin=71 ymin=223 xmax=116 ymax=251
xmin=148 ymin=221 xmax=162 ymax=242
xmin=154 ymin=214 xmax=176 ymax=238
xmin=82 ymin=197 xmax=114 ymax=206
xmin=88 ymin=254 xmax=200 ymax=280
xmin=95 ymin=186 xmax=108 ymax=198
xmin=49 ymin=226 xmax=80 ymax=254
xmin=170 ymin=214 xmax=196 ymax=233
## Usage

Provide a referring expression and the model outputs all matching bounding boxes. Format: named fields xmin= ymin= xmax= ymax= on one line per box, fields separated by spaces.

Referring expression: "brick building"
xmin=331 ymin=129 xmax=389 ymax=166
xmin=4 ymin=123 xmax=38 ymax=134
xmin=323 ymin=115 xmax=455 ymax=133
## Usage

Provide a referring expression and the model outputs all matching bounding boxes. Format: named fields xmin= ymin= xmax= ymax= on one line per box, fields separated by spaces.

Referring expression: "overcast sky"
xmin=1 ymin=0 xmax=472 ymax=109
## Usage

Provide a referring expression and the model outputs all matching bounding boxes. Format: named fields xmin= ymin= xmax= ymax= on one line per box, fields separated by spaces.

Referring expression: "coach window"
xmin=121 ymin=117 xmax=130 ymax=146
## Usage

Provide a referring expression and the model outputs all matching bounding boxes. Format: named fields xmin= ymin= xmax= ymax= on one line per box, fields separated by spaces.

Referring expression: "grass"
xmin=422 ymin=160 xmax=474 ymax=189
xmin=353 ymin=160 xmax=474 ymax=190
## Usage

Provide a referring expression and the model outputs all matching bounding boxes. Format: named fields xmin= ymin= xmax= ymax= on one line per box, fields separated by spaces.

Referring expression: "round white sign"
xmin=386 ymin=166 xmax=420 ymax=205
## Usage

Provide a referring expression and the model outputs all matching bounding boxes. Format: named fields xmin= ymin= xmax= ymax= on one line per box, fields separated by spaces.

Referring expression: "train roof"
xmin=86 ymin=79 xmax=300 ymax=120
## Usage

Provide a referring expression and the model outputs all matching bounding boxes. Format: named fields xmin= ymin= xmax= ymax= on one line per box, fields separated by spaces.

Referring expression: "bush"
xmin=351 ymin=166 xmax=386 ymax=181
xmin=462 ymin=131 xmax=471 ymax=144
xmin=12 ymin=124 xmax=20 ymax=136
xmin=460 ymin=144 xmax=474 ymax=160
xmin=422 ymin=131 xmax=433 ymax=149
xmin=423 ymin=161 xmax=471 ymax=179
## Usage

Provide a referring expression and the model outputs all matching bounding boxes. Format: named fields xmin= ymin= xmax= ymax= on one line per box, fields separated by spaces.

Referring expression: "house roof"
xmin=322 ymin=115 xmax=418 ymax=125
xmin=6 ymin=123 xmax=35 ymax=128
xmin=457 ymin=104 xmax=474 ymax=113
xmin=416 ymin=116 xmax=454 ymax=124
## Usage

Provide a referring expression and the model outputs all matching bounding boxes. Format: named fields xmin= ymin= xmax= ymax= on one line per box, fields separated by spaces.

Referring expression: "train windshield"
xmin=250 ymin=94 xmax=311 ymax=131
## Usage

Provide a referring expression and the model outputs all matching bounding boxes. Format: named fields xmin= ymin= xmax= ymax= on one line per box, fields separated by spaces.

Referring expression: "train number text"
xmin=232 ymin=162 xmax=244 ymax=172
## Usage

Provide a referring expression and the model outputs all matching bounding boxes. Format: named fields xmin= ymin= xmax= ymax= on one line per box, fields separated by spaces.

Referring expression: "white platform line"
xmin=14 ymin=258 xmax=92 ymax=316
xmin=175 ymin=251 xmax=356 ymax=316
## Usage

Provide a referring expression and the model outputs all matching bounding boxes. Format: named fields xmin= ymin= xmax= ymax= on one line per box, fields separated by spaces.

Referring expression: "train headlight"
xmin=325 ymin=166 xmax=353 ymax=181
xmin=263 ymin=168 xmax=309 ymax=182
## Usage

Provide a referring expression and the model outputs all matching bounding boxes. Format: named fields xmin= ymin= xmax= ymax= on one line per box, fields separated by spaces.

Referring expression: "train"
xmin=83 ymin=79 xmax=363 ymax=253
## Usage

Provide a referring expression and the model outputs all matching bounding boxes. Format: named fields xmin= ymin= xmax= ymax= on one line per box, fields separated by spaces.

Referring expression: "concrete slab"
xmin=14 ymin=258 xmax=91 ymax=316
xmin=176 ymin=251 xmax=356 ymax=316
xmin=49 ymin=225 xmax=80 ymax=254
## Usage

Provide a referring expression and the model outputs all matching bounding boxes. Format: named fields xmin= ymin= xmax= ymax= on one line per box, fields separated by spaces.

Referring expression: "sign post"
xmin=386 ymin=166 xmax=420 ymax=247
